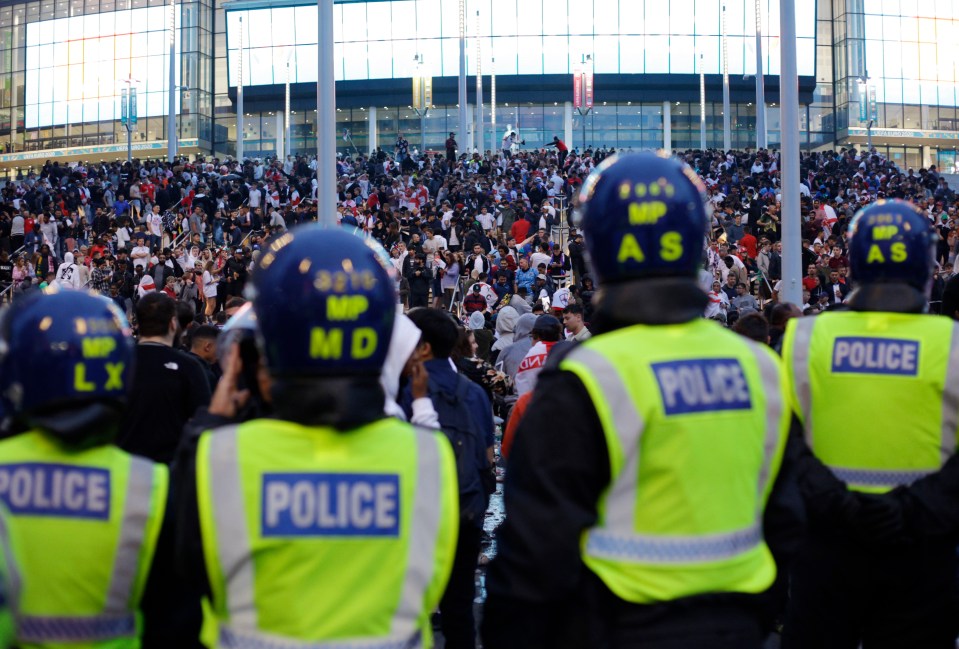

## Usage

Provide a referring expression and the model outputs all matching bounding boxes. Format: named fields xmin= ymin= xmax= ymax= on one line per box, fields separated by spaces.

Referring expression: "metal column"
xmin=316 ymin=0 xmax=336 ymax=225
xmin=779 ymin=0 xmax=802 ymax=307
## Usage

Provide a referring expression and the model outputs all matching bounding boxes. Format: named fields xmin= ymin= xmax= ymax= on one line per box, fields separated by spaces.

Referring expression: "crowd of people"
xmin=0 ymin=136 xmax=959 ymax=649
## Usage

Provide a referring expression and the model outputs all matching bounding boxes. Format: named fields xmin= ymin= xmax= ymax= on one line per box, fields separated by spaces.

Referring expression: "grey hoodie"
xmin=497 ymin=313 xmax=537 ymax=381
xmin=491 ymin=306 xmax=519 ymax=353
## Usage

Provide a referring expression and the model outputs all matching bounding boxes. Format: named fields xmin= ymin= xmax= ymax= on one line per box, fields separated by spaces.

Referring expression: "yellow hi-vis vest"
xmin=0 ymin=430 xmax=168 ymax=649
xmin=0 ymin=508 xmax=18 ymax=648
xmin=783 ymin=312 xmax=959 ymax=493
xmin=195 ymin=418 xmax=459 ymax=649
xmin=560 ymin=318 xmax=789 ymax=605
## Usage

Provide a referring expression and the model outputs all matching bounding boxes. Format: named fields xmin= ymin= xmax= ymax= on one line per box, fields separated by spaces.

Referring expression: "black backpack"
xmin=429 ymin=374 xmax=489 ymax=525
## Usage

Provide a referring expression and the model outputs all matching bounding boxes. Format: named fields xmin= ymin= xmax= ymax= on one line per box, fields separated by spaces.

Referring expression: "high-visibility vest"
xmin=560 ymin=318 xmax=789 ymax=605
xmin=195 ymin=418 xmax=459 ymax=649
xmin=0 ymin=509 xmax=17 ymax=649
xmin=783 ymin=312 xmax=959 ymax=493
xmin=0 ymin=430 xmax=168 ymax=648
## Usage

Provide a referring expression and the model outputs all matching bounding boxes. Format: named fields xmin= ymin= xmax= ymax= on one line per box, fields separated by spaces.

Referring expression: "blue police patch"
xmin=831 ymin=337 xmax=919 ymax=376
xmin=261 ymin=473 xmax=400 ymax=538
xmin=653 ymin=358 xmax=752 ymax=416
xmin=0 ymin=463 xmax=111 ymax=520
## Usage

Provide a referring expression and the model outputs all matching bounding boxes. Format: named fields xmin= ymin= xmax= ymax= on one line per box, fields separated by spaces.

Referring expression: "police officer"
xmin=781 ymin=199 xmax=959 ymax=648
xmin=174 ymin=226 xmax=459 ymax=648
xmin=0 ymin=289 xmax=173 ymax=648
xmin=482 ymin=152 xmax=804 ymax=649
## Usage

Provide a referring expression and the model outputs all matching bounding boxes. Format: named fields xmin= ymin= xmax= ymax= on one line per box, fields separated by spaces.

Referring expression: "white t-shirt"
xmin=148 ymin=213 xmax=163 ymax=237
xmin=131 ymin=245 xmax=151 ymax=270
xmin=202 ymin=270 xmax=217 ymax=298
xmin=551 ymin=286 xmax=570 ymax=310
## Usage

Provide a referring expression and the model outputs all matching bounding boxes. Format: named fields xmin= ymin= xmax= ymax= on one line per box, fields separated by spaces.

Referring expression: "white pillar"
xmin=316 ymin=0 xmax=336 ymax=226
xmin=663 ymin=101 xmax=672 ymax=151
xmin=754 ymin=0 xmax=767 ymax=149
xmin=474 ymin=10 xmax=483 ymax=155
xmin=167 ymin=0 xmax=177 ymax=162
xmin=564 ymin=101 xmax=573 ymax=150
xmin=368 ymin=106 xmax=378 ymax=155
xmin=458 ymin=0 xmax=467 ymax=159
xmin=721 ymin=2 xmax=731 ymax=151
xmin=236 ymin=16 xmax=244 ymax=161
xmin=276 ymin=112 xmax=285 ymax=159
xmin=780 ymin=0 xmax=802 ymax=307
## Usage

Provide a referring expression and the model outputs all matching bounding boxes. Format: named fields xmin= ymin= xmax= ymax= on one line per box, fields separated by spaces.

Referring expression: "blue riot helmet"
xmin=576 ymin=151 xmax=709 ymax=284
xmin=0 ymin=288 xmax=134 ymax=443
xmin=847 ymin=199 xmax=936 ymax=292
xmin=249 ymin=226 xmax=397 ymax=377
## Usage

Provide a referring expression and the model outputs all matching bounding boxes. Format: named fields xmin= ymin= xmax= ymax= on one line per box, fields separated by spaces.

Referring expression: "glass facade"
xmin=0 ymin=0 xmax=213 ymax=156
xmin=0 ymin=0 xmax=953 ymax=170
xmin=224 ymin=0 xmax=817 ymax=84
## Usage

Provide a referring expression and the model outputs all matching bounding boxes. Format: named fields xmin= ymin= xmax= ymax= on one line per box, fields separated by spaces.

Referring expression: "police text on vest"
xmin=261 ymin=473 xmax=400 ymax=537
xmin=831 ymin=337 xmax=919 ymax=376
xmin=0 ymin=463 xmax=111 ymax=520
xmin=653 ymin=358 xmax=753 ymax=415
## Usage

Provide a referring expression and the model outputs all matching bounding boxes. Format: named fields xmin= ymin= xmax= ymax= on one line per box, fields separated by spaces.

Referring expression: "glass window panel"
xmin=593 ymin=34 xmax=618 ymax=73
xmin=391 ymin=1 xmax=415 ymax=40
xmin=670 ymin=0 xmax=694 ymax=35
xmin=418 ymin=0 xmax=442 ymax=38
xmin=420 ymin=39 xmax=443 ymax=77
xmin=568 ymin=0 xmax=592 ymax=35
xmin=38 ymin=68 xmax=53 ymax=102
xmin=695 ymin=0 xmax=719 ymax=36
xmin=340 ymin=3 xmax=366 ymax=42
xmin=934 ymin=0 xmax=952 ymax=19
xmin=99 ymin=97 xmax=115 ymax=122
xmin=148 ymin=30 xmax=164 ymax=56
xmin=541 ymin=0 xmax=567 ymax=36
xmin=900 ymin=41 xmax=919 ymax=80
xmin=248 ymin=48 xmax=273 ymax=85
xmin=248 ymin=13 xmax=271 ymax=48
xmin=38 ymin=103 xmax=51 ymax=128
xmin=902 ymin=81 xmax=920 ymax=105
xmin=367 ymin=40 xmax=391 ymax=78
xmin=489 ymin=0 xmax=516 ymax=36
xmin=884 ymin=79 xmax=903 ymax=103
xmin=700 ymin=35 xmax=721 ymax=73
xmin=516 ymin=36 xmax=542 ymax=74
xmin=25 ymin=103 xmax=37 ymax=129
xmin=129 ymin=6 xmax=146 ymax=31
xmin=620 ymin=35 xmax=643 ymax=73
xmin=52 ymin=99 xmax=66 ymax=125
xmin=796 ymin=38 xmax=814 ymax=77
xmin=392 ymin=39 xmax=416 ymax=78
xmin=726 ymin=0 xmax=747 ymax=37
xmin=542 ymin=35 xmax=567 ymax=73
xmin=271 ymin=7 xmax=295 ymax=46
xmin=294 ymin=44 xmax=317 ymax=83
xmin=620 ymin=0 xmax=645 ymax=34
xmin=594 ymin=0 xmax=618 ymax=34
xmin=491 ymin=36 xmax=517 ymax=75
xmin=293 ymin=6 xmax=317 ymax=45
xmin=38 ymin=44 xmax=54 ymax=68
xmin=99 ymin=35 xmax=115 ymax=61
xmin=367 ymin=4 xmax=390 ymax=40
xmin=441 ymin=37 xmax=459 ymax=77
xmin=863 ymin=15 xmax=882 ymax=39
xmin=645 ymin=0 xmax=668 ymax=34
xmin=37 ymin=21 xmax=53 ymax=44
xmin=796 ymin=1 xmax=815 ymax=37
xmin=865 ymin=39 xmax=884 ymax=79
xmin=568 ymin=35 xmax=593 ymax=70
xmin=646 ymin=35 xmax=669 ymax=72
xmin=440 ymin=0 xmax=459 ymax=38
xmin=671 ymin=35 xmax=695 ymax=73
xmin=766 ymin=36 xmax=780 ymax=75
xmin=145 ymin=89 xmax=163 ymax=117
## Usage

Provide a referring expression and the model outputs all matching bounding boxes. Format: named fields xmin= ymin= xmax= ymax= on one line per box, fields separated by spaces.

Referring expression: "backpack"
xmin=429 ymin=374 xmax=489 ymax=525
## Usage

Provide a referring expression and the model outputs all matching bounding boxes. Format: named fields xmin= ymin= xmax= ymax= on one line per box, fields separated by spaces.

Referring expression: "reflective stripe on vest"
xmin=207 ymin=425 xmax=443 ymax=642
xmin=15 ymin=456 xmax=154 ymax=643
xmin=218 ymin=626 xmax=421 ymax=649
xmin=17 ymin=614 xmax=136 ymax=643
xmin=576 ymin=344 xmax=784 ymax=564
xmin=790 ymin=317 xmax=959 ymax=489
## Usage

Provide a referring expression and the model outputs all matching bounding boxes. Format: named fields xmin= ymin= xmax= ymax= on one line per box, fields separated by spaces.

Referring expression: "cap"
xmin=536 ymin=273 xmax=548 ymax=281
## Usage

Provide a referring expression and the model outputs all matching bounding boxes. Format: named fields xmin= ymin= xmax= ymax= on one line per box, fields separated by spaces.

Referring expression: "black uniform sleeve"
xmin=140 ymin=482 xmax=204 ymax=649
xmin=171 ymin=430 xmax=213 ymax=603
xmin=900 ymin=450 xmax=959 ymax=539
xmin=481 ymin=369 xmax=609 ymax=649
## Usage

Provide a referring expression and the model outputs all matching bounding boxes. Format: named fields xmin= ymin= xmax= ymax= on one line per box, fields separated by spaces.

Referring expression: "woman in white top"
xmin=202 ymin=260 xmax=219 ymax=319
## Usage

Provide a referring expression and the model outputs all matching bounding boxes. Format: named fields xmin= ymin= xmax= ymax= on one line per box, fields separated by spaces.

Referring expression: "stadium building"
xmin=0 ymin=0 xmax=954 ymax=175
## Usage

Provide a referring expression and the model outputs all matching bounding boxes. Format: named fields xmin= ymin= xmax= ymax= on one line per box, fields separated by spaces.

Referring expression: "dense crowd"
xmin=0 ymin=140 xmax=958 ymax=381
